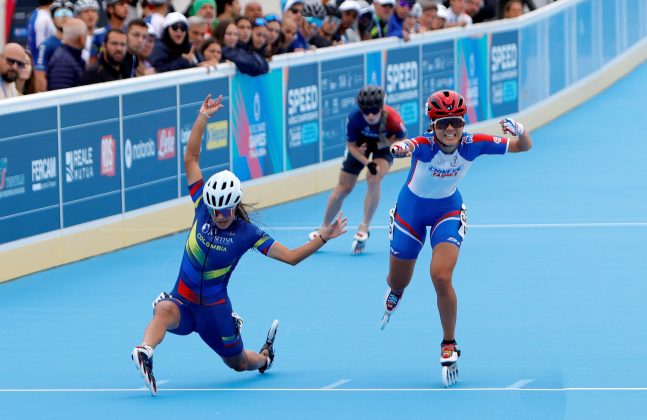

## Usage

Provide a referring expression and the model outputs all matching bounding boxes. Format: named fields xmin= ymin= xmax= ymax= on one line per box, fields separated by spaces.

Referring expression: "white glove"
xmin=390 ymin=141 xmax=411 ymax=158
xmin=500 ymin=118 xmax=525 ymax=136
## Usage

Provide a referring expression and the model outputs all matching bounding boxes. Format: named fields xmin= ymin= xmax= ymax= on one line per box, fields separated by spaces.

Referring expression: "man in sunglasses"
xmin=0 ymin=43 xmax=27 ymax=99
xmin=310 ymin=85 xmax=407 ymax=255
xmin=383 ymin=89 xmax=532 ymax=387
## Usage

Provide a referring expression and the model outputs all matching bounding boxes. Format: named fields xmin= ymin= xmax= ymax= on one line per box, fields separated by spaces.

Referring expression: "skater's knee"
xmin=334 ymin=183 xmax=353 ymax=197
xmin=153 ymin=301 xmax=178 ymax=321
xmin=431 ymin=271 xmax=453 ymax=293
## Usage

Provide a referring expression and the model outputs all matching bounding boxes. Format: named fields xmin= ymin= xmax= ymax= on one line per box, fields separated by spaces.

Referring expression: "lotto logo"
xmin=100 ymin=135 xmax=116 ymax=176
xmin=157 ymin=127 xmax=176 ymax=160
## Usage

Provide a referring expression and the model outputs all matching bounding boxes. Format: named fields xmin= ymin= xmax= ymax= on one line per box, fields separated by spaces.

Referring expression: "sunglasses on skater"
xmin=433 ymin=117 xmax=465 ymax=130
xmin=361 ymin=107 xmax=381 ymax=116
xmin=207 ymin=206 xmax=235 ymax=218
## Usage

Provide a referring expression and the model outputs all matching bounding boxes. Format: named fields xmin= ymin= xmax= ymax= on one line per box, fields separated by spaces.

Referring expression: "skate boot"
xmin=351 ymin=228 xmax=369 ymax=255
xmin=258 ymin=319 xmax=279 ymax=374
xmin=131 ymin=344 xmax=157 ymax=396
xmin=440 ymin=342 xmax=461 ymax=388
xmin=380 ymin=288 xmax=404 ymax=330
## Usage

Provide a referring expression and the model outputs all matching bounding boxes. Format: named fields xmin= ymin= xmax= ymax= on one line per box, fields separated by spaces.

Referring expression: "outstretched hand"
xmin=499 ymin=118 xmax=525 ymax=136
xmin=390 ymin=140 xmax=412 ymax=158
xmin=200 ymin=94 xmax=223 ymax=118
xmin=320 ymin=212 xmax=348 ymax=241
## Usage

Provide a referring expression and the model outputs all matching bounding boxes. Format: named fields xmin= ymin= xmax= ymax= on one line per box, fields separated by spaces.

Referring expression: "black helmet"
xmin=357 ymin=85 xmax=385 ymax=111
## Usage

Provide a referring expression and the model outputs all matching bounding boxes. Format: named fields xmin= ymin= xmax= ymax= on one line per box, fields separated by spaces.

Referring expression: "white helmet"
xmin=203 ymin=170 xmax=243 ymax=210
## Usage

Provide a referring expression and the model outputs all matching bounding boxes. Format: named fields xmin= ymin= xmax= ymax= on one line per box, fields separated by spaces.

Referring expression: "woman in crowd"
xmin=214 ymin=19 xmax=269 ymax=76
xmin=150 ymin=12 xmax=197 ymax=72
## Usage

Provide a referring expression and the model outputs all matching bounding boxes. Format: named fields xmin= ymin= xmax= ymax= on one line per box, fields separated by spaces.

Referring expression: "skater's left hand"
xmin=499 ymin=118 xmax=524 ymax=136
xmin=321 ymin=212 xmax=348 ymax=241
xmin=199 ymin=94 xmax=223 ymax=118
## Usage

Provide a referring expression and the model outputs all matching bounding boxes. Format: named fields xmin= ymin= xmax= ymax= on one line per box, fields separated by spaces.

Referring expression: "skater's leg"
xmin=381 ymin=256 xmax=416 ymax=329
xmin=142 ymin=300 xmax=181 ymax=348
xmin=430 ymin=243 xmax=460 ymax=342
xmin=322 ymin=171 xmax=358 ymax=227
xmin=361 ymin=158 xmax=390 ymax=230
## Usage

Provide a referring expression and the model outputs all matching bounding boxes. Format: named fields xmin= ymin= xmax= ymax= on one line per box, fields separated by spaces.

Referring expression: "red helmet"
xmin=425 ymin=90 xmax=467 ymax=120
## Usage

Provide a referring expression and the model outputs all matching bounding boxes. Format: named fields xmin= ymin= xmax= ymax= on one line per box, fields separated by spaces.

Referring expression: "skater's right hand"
xmin=199 ymin=94 xmax=223 ymax=119
xmin=390 ymin=141 xmax=411 ymax=158
xmin=320 ymin=212 xmax=348 ymax=241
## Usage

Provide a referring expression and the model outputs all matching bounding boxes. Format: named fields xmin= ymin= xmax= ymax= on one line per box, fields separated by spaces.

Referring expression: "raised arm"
xmin=184 ymin=94 xmax=223 ymax=185
xmin=267 ymin=213 xmax=348 ymax=266
xmin=500 ymin=118 xmax=532 ymax=153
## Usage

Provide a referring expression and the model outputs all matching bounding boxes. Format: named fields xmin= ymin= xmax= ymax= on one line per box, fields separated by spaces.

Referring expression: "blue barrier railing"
xmin=1 ymin=0 xmax=645 ymax=245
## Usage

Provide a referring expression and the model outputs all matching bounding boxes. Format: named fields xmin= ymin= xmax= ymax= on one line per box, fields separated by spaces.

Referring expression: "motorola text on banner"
xmin=231 ymin=70 xmax=284 ymax=181
xmin=385 ymin=46 xmax=420 ymax=136
xmin=320 ymin=55 xmax=364 ymax=161
xmin=60 ymin=97 xmax=122 ymax=227
xmin=122 ymin=87 xmax=179 ymax=211
xmin=285 ymin=63 xmax=320 ymax=170
xmin=179 ymin=78 xmax=230 ymax=193
xmin=0 ymin=108 xmax=59 ymax=244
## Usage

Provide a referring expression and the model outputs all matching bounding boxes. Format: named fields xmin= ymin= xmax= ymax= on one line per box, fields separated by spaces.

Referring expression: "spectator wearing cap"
xmin=150 ymin=12 xmax=197 ymax=72
xmin=386 ymin=0 xmax=413 ymax=40
xmin=369 ymin=0 xmax=395 ymax=39
xmin=81 ymin=29 xmax=131 ymax=84
xmin=74 ymin=0 xmax=100 ymax=65
xmin=188 ymin=16 xmax=209 ymax=61
xmin=213 ymin=19 xmax=269 ymax=76
xmin=90 ymin=0 xmax=129 ymax=66
xmin=34 ymin=1 xmax=73 ymax=92
xmin=136 ymin=23 xmax=158 ymax=75
xmin=27 ymin=0 xmax=56 ymax=59
xmin=190 ymin=0 xmax=217 ymax=34
xmin=309 ymin=14 xmax=340 ymax=48
xmin=356 ymin=0 xmax=375 ymax=40
xmin=47 ymin=18 xmax=87 ymax=90
xmin=336 ymin=0 xmax=361 ymax=44
xmin=244 ymin=2 xmax=264 ymax=21
xmin=143 ymin=0 xmax=169 ymax=39
xmin=0 ymin=43 xmax=26 ymax=100
xmin=283 ymin=0 xmax=310 ymax=51
xmin=404 ymin=2 xmax=421 ymax=35
xmin=445 ymin=0 xmax=473 ymax=27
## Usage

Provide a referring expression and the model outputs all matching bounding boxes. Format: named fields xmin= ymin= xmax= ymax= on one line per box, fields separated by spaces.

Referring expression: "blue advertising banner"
xmin=385 ymin=46 xmax=420 ymax=137
xmin=231 ymin=71 xmax=284 ymax=181
xmin=285 ymin=63 xmax=319 ymax=170
xmin=61 ymin=97 xmax=121 ymax=227
xmin=366 ymin=51 xmax=383 ymax=86
xmin=179 ymin=78 xmax=230 ymax=194
xmin=548 ymin=12 xmax=567 ymax=95
xmin=456 ymin=35 xmax=489 ymax=123
xmin=601 ymin=0 xmax=619 ymax=63
xmin=0 ymin=108 xmax=59 ymax=244
xmin=490 ymin=30 xmax=519 ymax=118
xmin=321 ymin=55 xmax=364 ymax=161
xmin=421 ymin=40 xmax=454 ymax=129
xmin=122 ymin=87 xmax=179 ymax=211
xmin=576 ymin=0 xmax=595 ymax=81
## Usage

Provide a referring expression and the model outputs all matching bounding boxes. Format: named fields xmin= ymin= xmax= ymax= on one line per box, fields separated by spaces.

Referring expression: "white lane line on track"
xmin=136 ymin=379 xmax=170 ymax=391
xmin=321 ymin=379 xmax=351 ymax=389
xmin=2 ymin=387 xmax=647 ymax=392
xmin=507 ymin=379 xmax=534 ymax=389
xmin=267 ymin=222 xmax=647 ymax=231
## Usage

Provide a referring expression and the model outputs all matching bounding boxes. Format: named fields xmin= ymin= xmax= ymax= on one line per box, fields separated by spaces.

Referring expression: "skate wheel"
xmin=441 ymin=363 xmax=459 ymax=388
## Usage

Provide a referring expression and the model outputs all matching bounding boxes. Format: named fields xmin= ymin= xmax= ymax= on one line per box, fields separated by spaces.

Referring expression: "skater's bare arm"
xmin=267 ymin=213 xmax=348 ymax=265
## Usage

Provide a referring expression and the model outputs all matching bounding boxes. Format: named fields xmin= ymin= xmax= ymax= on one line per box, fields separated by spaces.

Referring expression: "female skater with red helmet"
xmin=381 ymin=90 xmax=532 ymax=387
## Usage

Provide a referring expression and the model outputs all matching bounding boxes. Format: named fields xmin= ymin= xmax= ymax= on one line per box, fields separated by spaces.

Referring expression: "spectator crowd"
xmin=0 ymin=0 xmax=548 ymax=100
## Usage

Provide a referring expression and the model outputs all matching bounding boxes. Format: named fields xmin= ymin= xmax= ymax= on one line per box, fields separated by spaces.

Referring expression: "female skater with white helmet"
xmin=131 ymin=94 xmax=347 ymax=395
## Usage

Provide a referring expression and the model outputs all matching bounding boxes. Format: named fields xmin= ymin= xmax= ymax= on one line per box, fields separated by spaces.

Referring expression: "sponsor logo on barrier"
xmin=207 ymin=121 xmax=228 ymax=150
xmin=287 ymin=85 xmax=318 ymax=116
xmin=491 ymin=43 xmax=518 ymax=74
xmin=253 ymin=93 xmax=261 ymax=122
xmin=31 ymin=156 xmax=57 ymax=191
xmin=65 ymin=147 xmax=94 ymax=183
xmin=386 ymin=61 xmax=418 ymax=93
xmin=100 ymin=135 xmax=116 ymax=177
xmin=124 ymin=138 xmax=156 ymax=169
xmin=0 ymin=157 xmax=26 ymax=199
xmin=157 ymin=127 xmax=176 ymax=160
